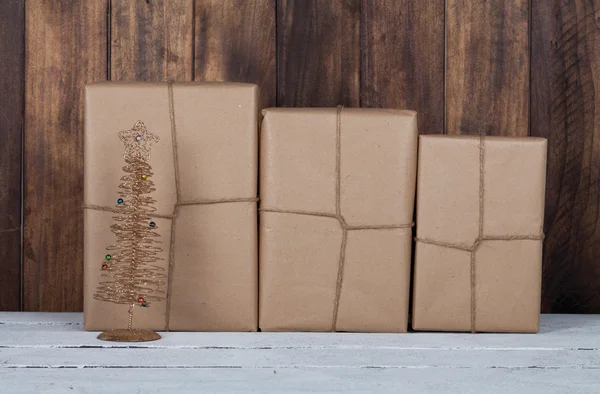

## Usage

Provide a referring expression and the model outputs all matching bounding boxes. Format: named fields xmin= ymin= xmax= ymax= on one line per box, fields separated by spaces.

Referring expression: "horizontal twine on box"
xmin=84 ymin=82 xmax=258 ymax=331
xmin=84 ymin=197 xmax=258 ymax=220
xmin=260 ymin=106 xmax=414 ymax=332
xmin=414 ymin=135 xmax=544 ymax=333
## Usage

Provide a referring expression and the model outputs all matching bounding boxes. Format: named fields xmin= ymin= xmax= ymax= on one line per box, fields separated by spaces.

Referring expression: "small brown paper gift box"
xmin=84 ymin=82 xmax=258 ymax=331
xmin=412 ymin=135 xmax=547 ymax=333
xmin=259 ymin=108 xmax=418 ymax=332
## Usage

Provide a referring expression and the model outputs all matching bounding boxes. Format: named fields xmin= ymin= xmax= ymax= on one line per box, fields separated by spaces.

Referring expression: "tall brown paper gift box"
xmin=412 ymin=135 xmax=547 ymax=333
xmin=259 ymin=108 xmax=418 ymax=332
xmin=84 ymin=82 xmax=258 ymax=331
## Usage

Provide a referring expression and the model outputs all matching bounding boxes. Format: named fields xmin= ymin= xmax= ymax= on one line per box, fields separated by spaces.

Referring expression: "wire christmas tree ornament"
xmin=94 ymin=120 xmax=166 ymax=342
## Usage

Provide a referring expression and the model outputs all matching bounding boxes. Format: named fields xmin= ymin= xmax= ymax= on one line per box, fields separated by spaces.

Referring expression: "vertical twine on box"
xmin=331 ymin=106 xmax=348 ymax=332
xmin=261 ymin=106 xmax=414 ymax=332
xmin=471 ymin=134 xmax=486 ymax=333
xmin=84 ymin=81 xmax=258 ymax=331
xmin=164 ymin=81 xmax=180 ymax=331
xmin=415 ymin=135 xmax=544 ymax=333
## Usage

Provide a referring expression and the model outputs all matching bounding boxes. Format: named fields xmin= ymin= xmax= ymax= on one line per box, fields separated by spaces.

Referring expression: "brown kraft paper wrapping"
xmin=84 ymin=82 xmax=258 ymax=331
xmin=412 ymin=135 xmax=547 ymax=333
xmin=259 ymin=108 xmax=418 ymax=332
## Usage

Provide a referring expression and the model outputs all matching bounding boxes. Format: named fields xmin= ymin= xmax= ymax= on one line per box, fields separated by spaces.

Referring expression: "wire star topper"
xmin=118 ymin=121 xmax=160 ymax=162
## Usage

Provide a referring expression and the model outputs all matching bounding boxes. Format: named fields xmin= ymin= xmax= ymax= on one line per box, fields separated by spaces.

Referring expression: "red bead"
xmin=102 ymin=264 xmax=108 ymax=270
xmin=138 ymin=297 xmax=145 ymax=303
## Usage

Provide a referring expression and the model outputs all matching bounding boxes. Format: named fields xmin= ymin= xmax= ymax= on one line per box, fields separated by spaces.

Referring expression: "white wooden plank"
xmin=1 ymin=313 xmax=599 ymax=393
xmin=0 ymin=312 xmax=82 ymax=325
xmin=0 ymin=314 xmax=599 ymax=350
xmin=1 ymin=367 xmax=599 ymax=394
xmin=1 ymin=347 xmax=599 ymax=369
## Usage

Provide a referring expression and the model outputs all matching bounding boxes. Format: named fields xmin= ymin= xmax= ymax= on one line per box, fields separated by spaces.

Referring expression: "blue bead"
xmin=117 ymin=198 xmax=124 ymax=204
xmin=149 ymin=221 xmax=156 ymax=227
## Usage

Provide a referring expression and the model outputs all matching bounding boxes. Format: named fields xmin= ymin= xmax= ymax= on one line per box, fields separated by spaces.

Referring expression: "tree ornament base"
xmin=97 ymin=329 xmax=161 ymax=342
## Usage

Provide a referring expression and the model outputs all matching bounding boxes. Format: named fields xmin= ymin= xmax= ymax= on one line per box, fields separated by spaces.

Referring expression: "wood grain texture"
xmin=446 ymin=0 xmax=530 ymax=136
xmin=4 ymin=369 xmax=600 ymax=394
xmin=361 ymin=0 xmax=445 ymax=134
xmin=0 ymin=313 xmax=597 ymax=349
xmin=277 ymin=0 xmax=360 ymax=107
xmin=23 ymin=1 xmax=107 ymax=311
xmin=194 ymin=0 xmax=276 ymax=109
xmin=111 ymin=0 xmax=193 ymax=81
xmin=2 ymin=314 xmax=600 ymax=393
xmin=532 ymin=0 xmax=600 ymax=313
xmin=0 ymin=0 xmax=24 ymax=311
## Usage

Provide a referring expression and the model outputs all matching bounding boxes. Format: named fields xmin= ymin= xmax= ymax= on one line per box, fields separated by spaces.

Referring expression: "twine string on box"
xmin=84 ymin=82 xmax=258 ymax=331
xmin=414 ymin=135 xmax=544 ymax=333
xmin=260 ymin=106 xmax=414 ymax=332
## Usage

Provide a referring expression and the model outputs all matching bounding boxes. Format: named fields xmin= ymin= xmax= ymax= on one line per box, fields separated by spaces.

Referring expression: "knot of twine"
xmin=261 ymin=106 xmax=414 ymax=332
xmin=415 ymin=135 xmax=544 ymax=333
xmin=84 ymin=81 xmax=258 ymax=331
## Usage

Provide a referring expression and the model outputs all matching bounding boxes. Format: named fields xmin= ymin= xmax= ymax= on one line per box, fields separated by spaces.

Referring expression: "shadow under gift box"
xmin=259 ymin=108 xmax=418 ymax=333
xmin=412 ymin=135 xmax=547 ymax=333
xmin=84 ymin=82 xmax=258 ymax=332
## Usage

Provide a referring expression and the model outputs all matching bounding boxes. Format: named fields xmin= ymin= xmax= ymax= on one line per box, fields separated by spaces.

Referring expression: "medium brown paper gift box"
xmin=84 ymin=82 xmax=258 ymax=331
xmin=259 ymin=107 xmax=418 ymax=332
xmin=412 ymin=135 xmax=547 ymax=333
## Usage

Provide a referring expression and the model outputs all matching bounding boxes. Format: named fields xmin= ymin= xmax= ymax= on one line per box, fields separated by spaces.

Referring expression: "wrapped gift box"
xmin=259 ymin=108 xmax=418 ymax=332
xmin=412 ymin=135 xmax=547 ymax=333
xmin=84 ymin=82 xmax=258 ymax=331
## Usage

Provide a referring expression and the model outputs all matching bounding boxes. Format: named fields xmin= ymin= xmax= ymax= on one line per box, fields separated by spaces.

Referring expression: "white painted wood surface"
xmin=1 ymin=313 xmax=599 ymax=393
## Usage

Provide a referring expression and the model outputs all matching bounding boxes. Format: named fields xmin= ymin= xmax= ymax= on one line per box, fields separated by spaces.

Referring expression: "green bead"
xmin=105 ymin=254 xmax=111 ymax=260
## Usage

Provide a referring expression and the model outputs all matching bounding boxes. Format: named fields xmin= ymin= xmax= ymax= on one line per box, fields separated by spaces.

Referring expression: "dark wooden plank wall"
xmin=361 ymin=0 xmax=445 ymax=135
xmin=0 ymin=0 xmax=24 ymax=311
xmin=111 ymin=0 xmax=194 ymax=81
xmin=531 ymin=0 xmax=600 ymax=313
xmin=447 ymin=0 xmax=530 ymax=137
xmin=1 ymin=0 xmax=599 ymax=313
xmin=195 ymin=0 xmax=276 ymax=109
xmin=277 ymin=0 xmax=360 ymax=107
xmin=23 ymin=1 xmax=107 ymax=311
